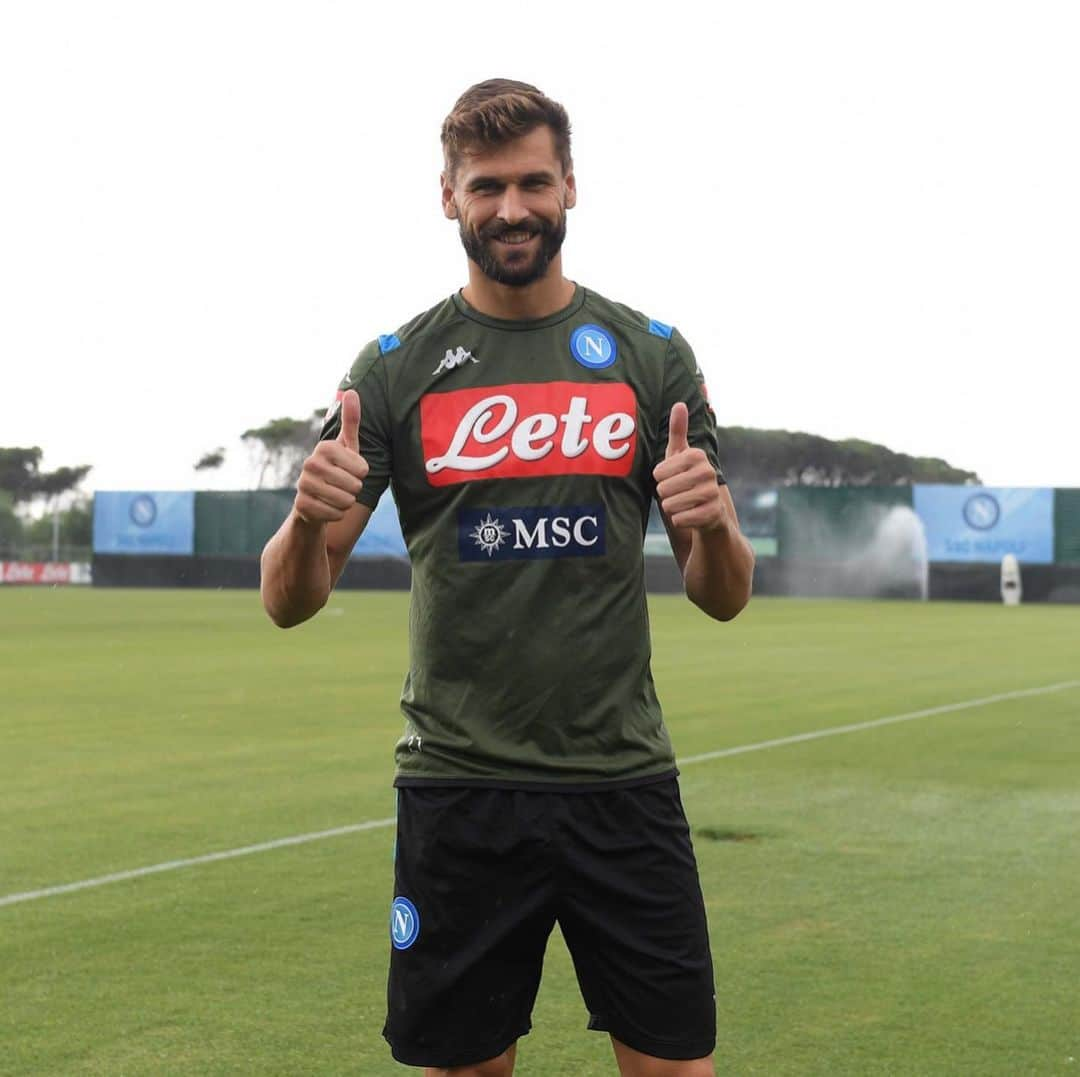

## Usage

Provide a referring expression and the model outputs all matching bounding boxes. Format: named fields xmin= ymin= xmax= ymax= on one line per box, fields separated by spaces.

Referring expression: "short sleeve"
xmin=319 ymin=340 xmax=393 ymax=509
xmin=654 ymin=328 xmax=726 ymax=485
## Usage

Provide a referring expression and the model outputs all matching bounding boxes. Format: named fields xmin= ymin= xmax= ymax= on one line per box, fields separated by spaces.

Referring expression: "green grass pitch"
xmin=2 ymin=588 xmax=1079 ymax=1075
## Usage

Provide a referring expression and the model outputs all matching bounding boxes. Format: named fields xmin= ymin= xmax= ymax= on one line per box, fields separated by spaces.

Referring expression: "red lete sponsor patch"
xmin=420 ymin=381 xmax=638 ymax=487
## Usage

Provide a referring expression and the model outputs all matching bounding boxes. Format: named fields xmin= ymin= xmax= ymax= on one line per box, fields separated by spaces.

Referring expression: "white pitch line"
xmin=3 ymin=678 xmax=1079 ymax=910
xmin=678 ymin=679 xmax=1080 ymax=766
xmin=0 ymin=818 xmax=395 ymax=909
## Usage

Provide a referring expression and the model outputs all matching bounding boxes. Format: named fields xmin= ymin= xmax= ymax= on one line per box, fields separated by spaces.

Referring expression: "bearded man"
xmin=260 ymin=79 xmax=755 ymax=1077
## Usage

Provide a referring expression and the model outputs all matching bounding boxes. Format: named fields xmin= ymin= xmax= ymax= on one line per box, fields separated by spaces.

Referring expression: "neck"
xmin=461 ymin=256 xmax=575 ymax=321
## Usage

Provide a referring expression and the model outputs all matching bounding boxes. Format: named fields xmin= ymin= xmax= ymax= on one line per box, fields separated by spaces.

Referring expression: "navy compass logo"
xmin=470 ymin=513 xmax=510 ymax=557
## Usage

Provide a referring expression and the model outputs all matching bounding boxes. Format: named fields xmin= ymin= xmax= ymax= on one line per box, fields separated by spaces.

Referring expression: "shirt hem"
xmin=392 ymin=767 xmax=678 ymax=794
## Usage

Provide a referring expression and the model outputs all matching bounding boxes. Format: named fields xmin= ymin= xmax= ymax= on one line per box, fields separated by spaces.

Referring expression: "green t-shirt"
xmin=321 ymin=284 xmax=724 ymax=789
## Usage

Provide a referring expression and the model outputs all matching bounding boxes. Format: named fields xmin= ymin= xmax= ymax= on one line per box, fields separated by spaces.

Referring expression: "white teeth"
xmin=499 ymin=232 xmax=533 ymax=244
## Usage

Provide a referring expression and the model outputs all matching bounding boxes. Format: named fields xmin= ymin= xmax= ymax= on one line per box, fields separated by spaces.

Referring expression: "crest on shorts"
xmin=390 ymin=896 xmax=420 ymax=950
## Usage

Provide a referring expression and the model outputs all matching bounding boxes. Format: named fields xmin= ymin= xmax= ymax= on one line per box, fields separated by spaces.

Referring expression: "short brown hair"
xmin=441 ymin=79 xmax=572 ymax=181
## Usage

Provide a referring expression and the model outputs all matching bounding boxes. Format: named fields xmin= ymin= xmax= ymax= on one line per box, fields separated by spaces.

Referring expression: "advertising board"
xmin=0 ymin=562 xmax=92 ymax=584
xmin=93 ymin=492 xmax=196 ymax=555
xmin=913 ymin=486 xmax=1054 ymax=564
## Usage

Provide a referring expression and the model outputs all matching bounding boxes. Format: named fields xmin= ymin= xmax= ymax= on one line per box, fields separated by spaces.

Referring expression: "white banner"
xmin=0 ymin=562 xmax=92 ymax=585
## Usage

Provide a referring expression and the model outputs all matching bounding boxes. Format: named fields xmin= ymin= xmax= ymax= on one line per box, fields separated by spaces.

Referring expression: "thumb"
xmin=665 ymin=402 xmax=689 ymax=458
xmin=337 ymin=389 xmax=361 ymax=453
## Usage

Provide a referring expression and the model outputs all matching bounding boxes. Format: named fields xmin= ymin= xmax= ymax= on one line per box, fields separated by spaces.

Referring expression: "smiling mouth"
xmin=493 ymin=231 xmax=537 ymax=246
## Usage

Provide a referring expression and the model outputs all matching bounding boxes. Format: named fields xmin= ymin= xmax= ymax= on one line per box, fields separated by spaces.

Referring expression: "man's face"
xmin=442 ymin=125 xmax=576 ymax=288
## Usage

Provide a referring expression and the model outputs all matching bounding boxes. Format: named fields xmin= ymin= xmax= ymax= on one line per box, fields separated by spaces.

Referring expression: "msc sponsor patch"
xmin=460 ymin=504 xmax=606 ymax=561
xmin=421 ymin=381 xmax=637 ymax=487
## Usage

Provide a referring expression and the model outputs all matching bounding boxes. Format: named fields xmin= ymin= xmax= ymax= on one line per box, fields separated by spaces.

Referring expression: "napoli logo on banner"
xmin=962 ymin=492 xmax=1001 ymax=531
xmin=570 ymin=324 xmax=617 ymax=370
xmin=129 ymin=494 xmax=158 ymax=528
xmin=390 ymin=896 xmax=420 ymax=950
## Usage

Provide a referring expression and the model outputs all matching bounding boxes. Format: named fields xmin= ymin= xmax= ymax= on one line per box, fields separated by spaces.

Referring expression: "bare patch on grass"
xmin=694 ymin=826 xmax=762 ymax=843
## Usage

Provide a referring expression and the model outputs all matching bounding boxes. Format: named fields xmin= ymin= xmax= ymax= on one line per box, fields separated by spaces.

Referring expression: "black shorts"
xmin=383 ymin=777 xmax=716 ymax=1068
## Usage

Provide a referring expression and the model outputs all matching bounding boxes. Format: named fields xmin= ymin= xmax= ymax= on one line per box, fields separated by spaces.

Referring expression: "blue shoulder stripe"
xmin=648 ymin=319 xmax=674 ymax=340
xmin=378 ymin=333 xmax=401 ymax=355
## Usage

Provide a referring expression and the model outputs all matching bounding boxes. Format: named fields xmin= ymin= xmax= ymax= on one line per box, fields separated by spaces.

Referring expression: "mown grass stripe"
xmin=4 ymin=679 xmax=1078 ymax=910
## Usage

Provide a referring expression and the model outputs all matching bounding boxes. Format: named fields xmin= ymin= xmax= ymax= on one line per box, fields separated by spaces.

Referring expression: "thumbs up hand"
xmin=294 ymin=389 xmax=370 ymax=525
xmin=665 ymin=400 xmax=690 ymax=459
xmin=653 ymin=402 xmax=727 ymax=533
xmin=337 ymin=389 xmax=361 ymax=453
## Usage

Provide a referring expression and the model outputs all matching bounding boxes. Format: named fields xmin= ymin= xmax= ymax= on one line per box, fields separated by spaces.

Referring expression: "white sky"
xmin=2 ymin=1 xmax=1078 ymax=494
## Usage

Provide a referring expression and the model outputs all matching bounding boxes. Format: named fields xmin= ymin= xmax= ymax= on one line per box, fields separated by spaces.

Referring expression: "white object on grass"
xmin=1001 ymin=554 xmax=1022 ymax=606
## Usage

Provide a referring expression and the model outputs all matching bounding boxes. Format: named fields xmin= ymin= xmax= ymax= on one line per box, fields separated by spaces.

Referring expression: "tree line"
xmin=0 ymin=415 xmax=978 ymax=555
xmin=228 ymin=414 xmax=979 ymax=489
xmin=0 ymin=448 xmax=93 ymax=554
xmin=716 ymin=426 xmax=978 ymax=487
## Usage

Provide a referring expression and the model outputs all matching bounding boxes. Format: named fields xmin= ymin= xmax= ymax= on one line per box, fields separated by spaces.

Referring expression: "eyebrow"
xmin=466 ymin=170 xmax=558 ymax=191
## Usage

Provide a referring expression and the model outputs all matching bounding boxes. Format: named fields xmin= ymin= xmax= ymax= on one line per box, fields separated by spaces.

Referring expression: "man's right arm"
xmin=260 ymin=389 xmax=372 ymax=628
xmin=260 ymin=503 xmax=372 ymax=628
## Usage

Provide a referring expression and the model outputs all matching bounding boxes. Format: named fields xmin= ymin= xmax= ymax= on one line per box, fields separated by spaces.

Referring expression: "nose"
xmin=496 ymin=184 xmax=528 ymax=225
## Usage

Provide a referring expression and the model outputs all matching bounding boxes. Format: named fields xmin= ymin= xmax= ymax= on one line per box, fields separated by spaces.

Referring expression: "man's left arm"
xmin=654 ymin=400 xmax=755 ymax=621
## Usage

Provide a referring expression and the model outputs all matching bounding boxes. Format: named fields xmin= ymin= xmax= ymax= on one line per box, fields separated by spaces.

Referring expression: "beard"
xmin=459 ymin=211 xmax=567 ymax=288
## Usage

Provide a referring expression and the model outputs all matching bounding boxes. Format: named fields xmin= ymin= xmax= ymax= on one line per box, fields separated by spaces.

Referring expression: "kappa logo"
xmin=421 ymin=381 xmax=638 ymax=487
xmin=460 ymin=505 xmax=606 ymax=562
xmin=432 ymin=346 xmax=478 ymax=377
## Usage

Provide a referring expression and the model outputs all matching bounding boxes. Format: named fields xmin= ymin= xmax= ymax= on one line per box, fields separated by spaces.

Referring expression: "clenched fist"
xmin=293 ymin=389 xmax=369 ymax=524
xmin=653 ymin=402 xmax=728 ymax=533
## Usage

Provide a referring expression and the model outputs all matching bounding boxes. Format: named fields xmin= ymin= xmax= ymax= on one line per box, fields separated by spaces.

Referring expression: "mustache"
xmin=478 ymin=217 xmax=549 ymax=241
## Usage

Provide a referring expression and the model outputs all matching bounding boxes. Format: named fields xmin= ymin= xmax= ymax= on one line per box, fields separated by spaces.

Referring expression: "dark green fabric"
xmin=778 ymin=486 xmax=914 ymax=562
xmin=195 ymin=490 xmax=293 ymax=557
xmin=320 ymin=285 xmax=722 ymax=786
xmin=1054 ymin=489 xmax=1080 ymax=564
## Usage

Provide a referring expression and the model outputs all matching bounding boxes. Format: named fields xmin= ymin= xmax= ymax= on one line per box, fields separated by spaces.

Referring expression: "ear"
xmin=564 ymin=170 xmax=577 ymax=210
xmin=440 ymin=172 xmax=458 ymax=219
